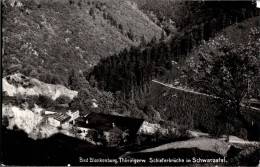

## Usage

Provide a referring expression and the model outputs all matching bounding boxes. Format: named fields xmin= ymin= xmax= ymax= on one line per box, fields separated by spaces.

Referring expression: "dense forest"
xmin=88 ymin=39 xmax=172 ymax=99
xmin=135 ymin=0 xmax=257 ymax=32
xmin=86 ymin=1 xmax=259 ymax=139
xmin=88 ymin=1 xmax=258 ymax=100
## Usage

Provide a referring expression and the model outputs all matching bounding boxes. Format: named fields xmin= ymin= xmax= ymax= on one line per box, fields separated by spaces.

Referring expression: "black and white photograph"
xmin=1 ymin=0 xmax=260 ymax=166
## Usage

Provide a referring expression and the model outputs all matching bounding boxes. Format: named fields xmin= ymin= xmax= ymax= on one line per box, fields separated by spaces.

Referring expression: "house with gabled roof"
xmin=51 ymin=103 xmax=80 ymax=125
xmin=75 ymin=112 xmax=144 ymax=142
xmin=48 ymin=113 xmax=71 ymax=128
xmin=43 ymin=103 xmax=79 ymax=129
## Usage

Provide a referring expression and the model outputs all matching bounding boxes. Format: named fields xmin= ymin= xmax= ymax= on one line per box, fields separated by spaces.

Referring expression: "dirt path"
xmin=152 ymin=80 xmax=217 ymax=98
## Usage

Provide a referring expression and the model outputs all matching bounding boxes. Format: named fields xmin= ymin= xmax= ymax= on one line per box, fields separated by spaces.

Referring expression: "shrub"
xmin=37 ymin=95 xmax=54 ymax=108
xmin=8 ymin=64 xmax=22 ymax=74
xmin=89 ymin=8 xmax=94 ymax=16
xmin=21 ymin=75 xmax=26 ymax=79
xmin=2 ymin=116 xmax=9 ymax=127
xmin=27 ymin=95 xmax=39 ymax=109
xmin=103 ymin=12 xmax=107 ymax=19
xmin=127 ymin=29 xmax=134 ymax=40
xmin=29 ymin=70 xmax=39 ymax=79
xmin=6 ymin=76 xmax=10 ymax=81
xmin=118 ymin=23 xmax=123 ymax=33
xmin=107 ymin=127 xmax=123 ymax=147
xmin=69 ymin=0 xmax=74 ymax=5
xmin=3 ymin=91 xmax=8 ymax=96
xmin=78 ymin=1 xmax=82 ymax=7
xmin=55 ymin=95 xmax=71 ymax=104
xmin=86 ymin=129 xmax=99 ymax=144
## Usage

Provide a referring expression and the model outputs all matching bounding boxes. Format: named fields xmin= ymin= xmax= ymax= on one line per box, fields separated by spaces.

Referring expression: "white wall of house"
xmin=61 ymin=121 xmax=70 ymax=129
xmin=67 ymin=110 xmax=80 ymax=124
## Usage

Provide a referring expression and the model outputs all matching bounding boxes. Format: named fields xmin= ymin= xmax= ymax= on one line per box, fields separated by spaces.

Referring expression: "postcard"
xmin=1 ymin=0 xmax=260 ymax=166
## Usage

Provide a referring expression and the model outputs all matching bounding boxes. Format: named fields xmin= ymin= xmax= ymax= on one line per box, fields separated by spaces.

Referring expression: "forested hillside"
xmin=87 ymin=1 xmax=259 ymax=140
xmin=2 ymin=0 xmax=163 ymax=86
xmin=135 ymin=0 xmax=258 ymax=57
xmin=88 ymin=1 xmax=258 ymax=100
xmin=134 ymin=0 xmax=257 ymax=37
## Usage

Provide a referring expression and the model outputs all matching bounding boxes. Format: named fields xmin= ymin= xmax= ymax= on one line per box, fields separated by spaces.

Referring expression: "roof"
xmin=54 ymin=106 xmax=78 ymax=113
xmin=53 ymin=113 xmax=71 ymax=123
xmin=75 ymin=113 xmax=144 ymax=134
xmin=75 ymin=117 xmax=89 ymax=128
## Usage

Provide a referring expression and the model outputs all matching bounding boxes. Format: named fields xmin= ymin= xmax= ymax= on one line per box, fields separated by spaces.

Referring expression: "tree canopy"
xmin=186 ymin=26 xmax=259 ymax=139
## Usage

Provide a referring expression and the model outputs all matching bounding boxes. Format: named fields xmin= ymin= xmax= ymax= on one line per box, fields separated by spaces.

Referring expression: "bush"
xmin=27 ymin=95 xmax=39 ymax=109
xmin=89 ymin=8 xmax=94 ymax=16
xmin=6 ymin=76 xmax=10 ymax=81
xmin=21 ymin=75 xmax=26 ymax=79
xmin=69 ymin=0 xmax=74 ymax=5
xmin=37 ymin=95 xmax=54 ymax=108
xmin=55 ymin=95 xmax=71 ymax=104
xmin=2 ymin=116 xmax=9 ymax=127
xmin=127 ymin=29 xmax=134 ymax=41
xmin=3 ymin=91 xmax=8 ymax=96
xmin=86 ymin=129 xmax=98 ymax=144
xmin=118 ymin=23 xmax=123 ymax=33
xmin=29 ymin=70 xmax=39 ymax=79
xmin=8 ymin=64 xmax=22 ymax=74
xmin=107 ymin=128 xmax=123 ymax=147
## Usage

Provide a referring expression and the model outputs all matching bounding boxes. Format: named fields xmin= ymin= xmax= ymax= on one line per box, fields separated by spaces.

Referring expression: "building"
xmin=75 ymin=112 xmax=144 ymax=142
xmin=54 ymin=104 xmax=80 ymax=125
xmin=67 ymin=110 xmax=80 ymax=125
xmin=48 ymin=113 xmax=71 ymax=128
xmin=74 ymin=117 xmax=91 ymax=136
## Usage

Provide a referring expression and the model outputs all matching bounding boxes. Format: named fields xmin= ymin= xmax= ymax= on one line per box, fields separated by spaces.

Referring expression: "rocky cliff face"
xmin=3 ymin=73 xmax=78 ymax=100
